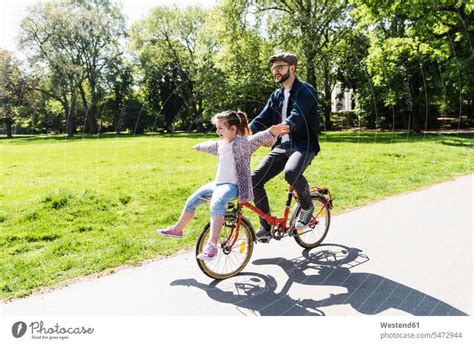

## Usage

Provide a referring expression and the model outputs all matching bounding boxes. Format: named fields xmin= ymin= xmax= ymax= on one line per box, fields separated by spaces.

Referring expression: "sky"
xmin=0 ymin=0 xmax=218 ymax=57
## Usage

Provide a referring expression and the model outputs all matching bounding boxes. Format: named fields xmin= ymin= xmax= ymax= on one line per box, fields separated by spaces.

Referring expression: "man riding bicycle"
xmin=249 ymin=52 xmax=322 ymax=242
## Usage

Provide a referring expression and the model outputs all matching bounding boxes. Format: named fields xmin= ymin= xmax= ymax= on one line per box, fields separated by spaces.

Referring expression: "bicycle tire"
xmin=290 ymin=193 xmax=331 ymax=249
xmin=196 ymin=215 xmax=255 ymax=280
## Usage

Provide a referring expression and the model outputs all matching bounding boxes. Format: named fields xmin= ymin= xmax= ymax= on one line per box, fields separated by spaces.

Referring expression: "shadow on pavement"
xmin=171 ymin=244 xmax=468 ymax=316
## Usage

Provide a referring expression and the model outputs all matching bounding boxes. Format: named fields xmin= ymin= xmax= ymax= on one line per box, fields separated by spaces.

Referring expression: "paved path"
xmin=2 ymin=175 xmax=472 ymax=316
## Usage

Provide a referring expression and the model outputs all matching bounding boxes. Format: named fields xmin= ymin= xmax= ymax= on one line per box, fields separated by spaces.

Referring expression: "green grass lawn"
xmin=0 ymin=130 xmax=472 ymax=300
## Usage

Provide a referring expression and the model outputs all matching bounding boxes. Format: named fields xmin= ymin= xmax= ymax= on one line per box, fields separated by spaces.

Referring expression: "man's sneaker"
xmin=295 ymin=204 xmax=315 ymax=230
xmin=256 ymin=226 xmax=272 ymax=243
xmin=156 ymin=226 xmax=183 ymax=239
xmin=197 ymin=243 xmax=218 ymax=262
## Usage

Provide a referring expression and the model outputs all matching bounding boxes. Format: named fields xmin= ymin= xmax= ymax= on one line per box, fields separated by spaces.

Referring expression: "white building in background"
xmin=331 ymin=82 xmax=354 ymax=112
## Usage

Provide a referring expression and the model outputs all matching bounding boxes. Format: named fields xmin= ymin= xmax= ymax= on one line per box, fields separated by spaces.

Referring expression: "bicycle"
xmin=195 ymin=186 xmax=333 ymax=280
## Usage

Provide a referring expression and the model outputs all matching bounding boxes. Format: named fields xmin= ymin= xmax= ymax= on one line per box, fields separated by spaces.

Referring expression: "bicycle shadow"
xmin=253 ymin=244 xmax=468 ymax=316
xmin=171 ymin=272 xmax=326 ymax=316
xmin=171 ymin=244 xmax=468 ymax=316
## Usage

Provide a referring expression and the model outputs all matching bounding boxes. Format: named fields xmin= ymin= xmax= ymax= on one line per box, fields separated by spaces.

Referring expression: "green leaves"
xmin=349 ymin=0 xmax=474 ymax=130
xmin=5 ymin=0 xmax=472 ymax=136
xmin=18 ymin=0 xmax=127 ymax=136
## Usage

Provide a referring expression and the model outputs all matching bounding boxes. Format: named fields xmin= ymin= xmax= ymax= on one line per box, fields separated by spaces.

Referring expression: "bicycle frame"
xmin=223 ymin=187 xmax=333 ymax=249
xmin=198 ymin=186 xmax=333 ymax=280
xmin=222 ymin=188 xmax=295 ymax=250
xmin=238 ymin=188 xmax=295 ymax=233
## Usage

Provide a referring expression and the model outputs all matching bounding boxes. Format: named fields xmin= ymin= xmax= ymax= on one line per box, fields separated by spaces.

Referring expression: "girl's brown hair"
xmin=211 ymin=110 xmax=250 ymax=136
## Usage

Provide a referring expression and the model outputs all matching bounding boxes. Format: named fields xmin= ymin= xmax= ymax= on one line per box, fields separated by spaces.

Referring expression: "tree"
xmin=72 ymin=0 xmax=126 ymax=134
xmin=0 ymin=50 xmax=28 ymax=138
xmin=19 ymin=0 xmax=126 ymax=136
xmin=130 ymin=6 xmax=209 ymax=130
xmin=334 ymin=32 xmax=375 ymax=127
xmin=101 ymin=57 xmax=134 ymax=134
xmin=351 ymin=0 xmax=474 ymax=131
xmin=231 ymin=0 xmax=351 ymax=129
xmin=210 ymin=1 xmax=276 ymax=119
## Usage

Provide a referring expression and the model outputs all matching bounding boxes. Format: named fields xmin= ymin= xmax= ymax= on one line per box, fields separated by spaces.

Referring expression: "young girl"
xmin=156 ymin=110 xmax=289 ymax=261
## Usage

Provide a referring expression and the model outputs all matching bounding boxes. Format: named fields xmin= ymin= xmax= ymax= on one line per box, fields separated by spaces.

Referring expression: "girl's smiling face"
xmin=216 ymin=120 xmax=238 ymax=142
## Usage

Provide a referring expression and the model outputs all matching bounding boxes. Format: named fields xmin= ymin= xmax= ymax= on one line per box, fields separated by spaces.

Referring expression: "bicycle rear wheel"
xmin=196 ymin=215 xmax=254 ymax=280
xmin=290 ymin=193 xmax=330 ymax=249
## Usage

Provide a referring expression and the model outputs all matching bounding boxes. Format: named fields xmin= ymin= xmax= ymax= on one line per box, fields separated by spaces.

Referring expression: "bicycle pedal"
xmin=297 ymin=229 xmax=313 ymax=235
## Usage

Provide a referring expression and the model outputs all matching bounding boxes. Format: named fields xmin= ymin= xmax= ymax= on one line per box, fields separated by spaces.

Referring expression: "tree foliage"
xmin=0 ymin=50 xmax=29 ymax=138
xmin=19 ymin=0 xmax=126 ymax=136
xmin=2 ymin=0 xmax=472 ymax=137
xmin=351 ymin=0 xmax=474 ymax=131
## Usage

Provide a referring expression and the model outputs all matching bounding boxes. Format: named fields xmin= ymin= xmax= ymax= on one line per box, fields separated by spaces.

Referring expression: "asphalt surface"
xmin=1 ymin=174 xmax=472 ymax=316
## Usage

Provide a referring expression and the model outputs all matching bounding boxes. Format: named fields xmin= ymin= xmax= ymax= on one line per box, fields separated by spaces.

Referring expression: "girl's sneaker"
xmin=197 ymin=243 xmax=218 ymax=261
xmin=156 ymin=226 xmax=183 ymax=239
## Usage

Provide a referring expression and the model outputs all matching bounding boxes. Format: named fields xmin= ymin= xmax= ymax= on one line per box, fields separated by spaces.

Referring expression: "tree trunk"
xmin=306 ymin=61 xmax=316 ymax=88
xmin=115 ymin=108 xmax=125 ymax=135
xmin=66 ymin=92 xmax=76 ymax=137
xmin=88 ymin=102 xmax=99 ymax=134
xmin=113 ymin=89 xmax=123 ymax=135
xmin=180 ymin=77 xmax=195 ymax=129
xmin=88 ymin=85 xmax=99 ymax=134
xmin=5 ymin=116 xmax=13 ymax=138
xmin=78 ymin=83 xmax=98 ymax=134
xmin=411 ymin=72 xmax=422 ymax=133
xmin=323 ymin=62 xmax=332 ymax=131
xmin=303 ymin=41 xmax=317 ymax=87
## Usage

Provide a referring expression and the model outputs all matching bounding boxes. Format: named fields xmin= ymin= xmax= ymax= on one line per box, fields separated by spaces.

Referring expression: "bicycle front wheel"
xmin=290 ymin=194 xmax=331 ymax=249
xmin=196 ymin=216 xmax=254 ymax=280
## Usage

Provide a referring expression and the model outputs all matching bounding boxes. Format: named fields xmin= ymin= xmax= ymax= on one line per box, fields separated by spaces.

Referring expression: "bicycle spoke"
xmin=292 ymin=196 xmax=330 ymax=248
xmin=197 ymin=218 xmax=253 ymax=279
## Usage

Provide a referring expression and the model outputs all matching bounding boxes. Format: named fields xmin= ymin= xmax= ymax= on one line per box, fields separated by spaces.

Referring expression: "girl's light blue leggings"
xmin=184 ymin=181 xmax=239 ymax=216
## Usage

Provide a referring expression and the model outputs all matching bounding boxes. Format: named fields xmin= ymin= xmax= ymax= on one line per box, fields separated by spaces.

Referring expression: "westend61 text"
xmin=380 ymin=322 xmax=420 ymax=329
xmin=29 ymin=321 xmax=94 ymax=335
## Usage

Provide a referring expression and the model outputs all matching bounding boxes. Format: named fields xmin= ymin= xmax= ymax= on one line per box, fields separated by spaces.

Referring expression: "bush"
xmin=331 ymin=111 xmax=359 ymax=129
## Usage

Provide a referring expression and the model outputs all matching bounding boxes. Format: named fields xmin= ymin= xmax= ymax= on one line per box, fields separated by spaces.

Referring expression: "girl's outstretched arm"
xmin=193 ymin=141 xmax=219 ymax=156
xmin=247 ymin=129 xmax=275 ymax=153
xmin=247 ymin=124 xmax=289 ymax=153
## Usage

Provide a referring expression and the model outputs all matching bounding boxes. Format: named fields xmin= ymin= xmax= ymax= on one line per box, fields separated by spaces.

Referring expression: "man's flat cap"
xmin=268 ymin=52 xmax=298 ymax=66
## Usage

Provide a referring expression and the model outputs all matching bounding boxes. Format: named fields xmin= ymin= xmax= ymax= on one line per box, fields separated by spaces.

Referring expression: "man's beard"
xmin=276 ymin=70 xmax=290 ymax=83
